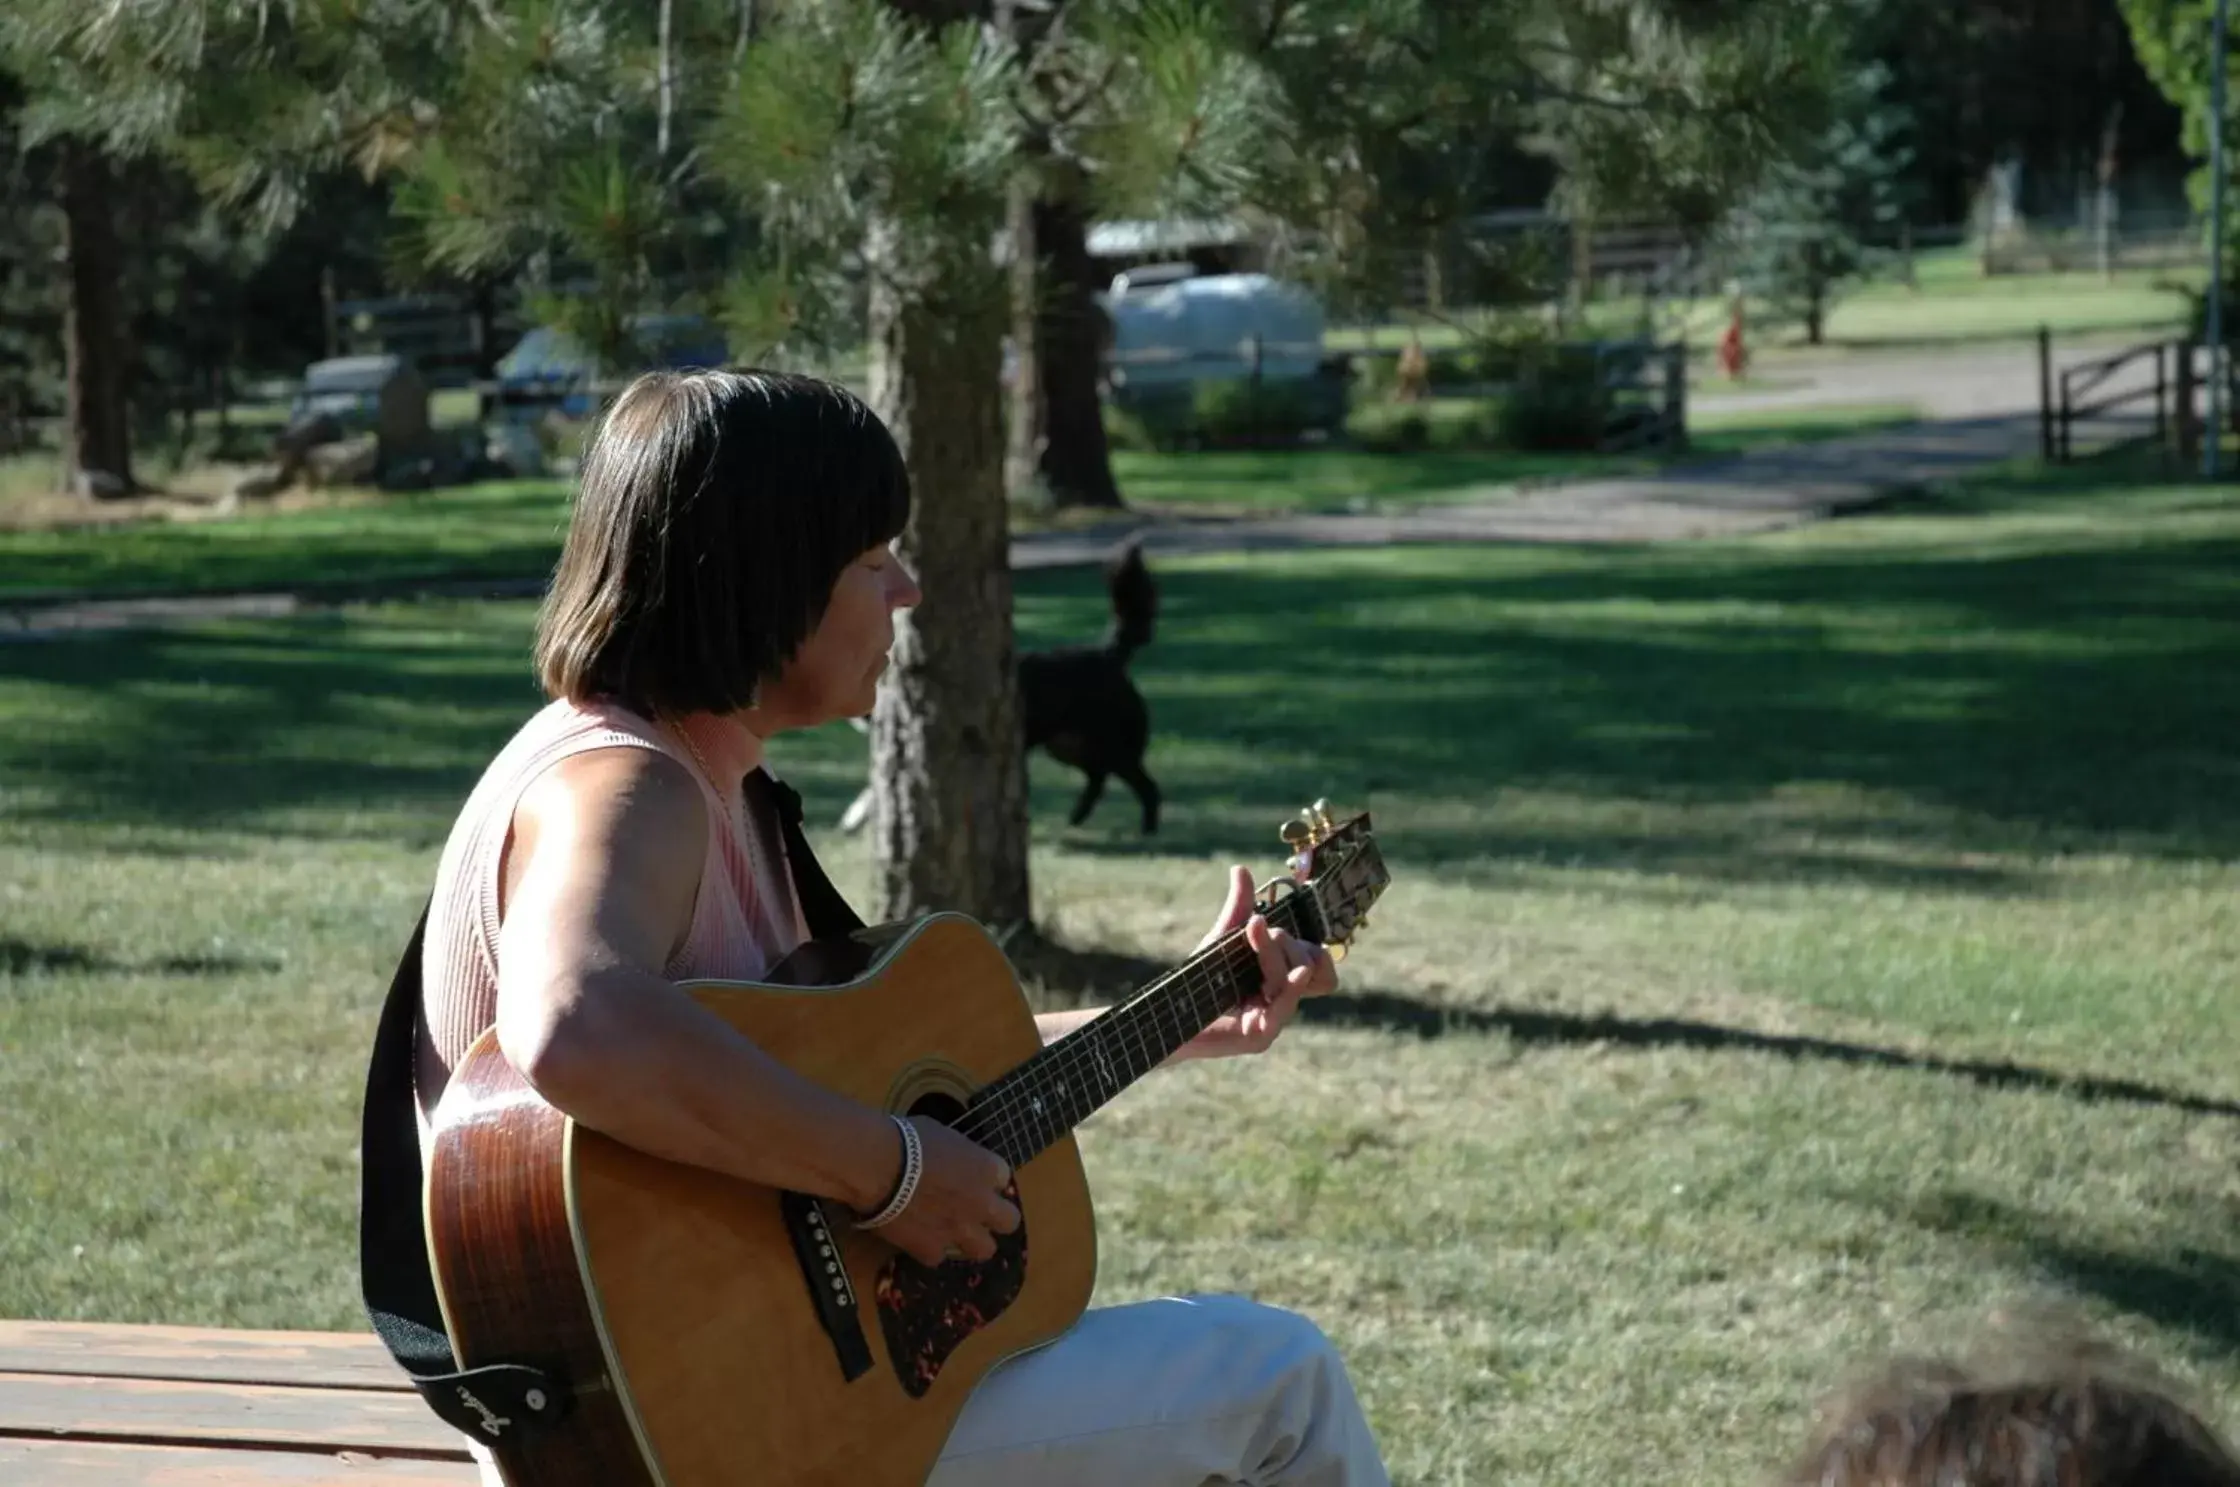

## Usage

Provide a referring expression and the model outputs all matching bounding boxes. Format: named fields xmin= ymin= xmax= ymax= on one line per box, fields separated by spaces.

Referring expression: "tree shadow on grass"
xmin=5 ymin=481 xmax=2239 ymax=888
xmin=1009 ymin=934 xmax=2240 ymax=1125
xmin=1003 ymin=511 xmax=2240 ymax=881
xmin=1900 ymin=1190 xmax=2240 ymax=1358
xmin=0 ymin=606 xmax=542 ymax=839
xmin=0 ymin=936 xmax=282 ymax=976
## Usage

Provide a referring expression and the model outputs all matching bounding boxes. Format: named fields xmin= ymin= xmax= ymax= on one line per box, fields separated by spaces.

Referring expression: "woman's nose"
xmin=891 ymin=564 xmax=923 ymax=608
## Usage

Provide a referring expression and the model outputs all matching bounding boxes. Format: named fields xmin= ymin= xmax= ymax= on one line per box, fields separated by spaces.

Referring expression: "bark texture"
xmin=59 ymin=139 xmax=134 ymax=498
xmin=865 ymin=215 xmax=1031 ymax=930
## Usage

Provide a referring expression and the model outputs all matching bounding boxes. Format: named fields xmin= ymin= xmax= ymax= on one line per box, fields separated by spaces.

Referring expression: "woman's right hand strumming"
xmin=859 ymin=1115 xmax=1021 ymax=1270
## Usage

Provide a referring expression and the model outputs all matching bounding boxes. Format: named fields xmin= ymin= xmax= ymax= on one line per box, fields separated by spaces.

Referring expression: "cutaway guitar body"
xmin=425 ymin=915 xmax=1098 ymax=1487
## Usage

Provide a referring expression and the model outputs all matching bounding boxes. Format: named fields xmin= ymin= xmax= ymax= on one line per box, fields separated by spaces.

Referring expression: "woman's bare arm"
xmin=485 ymin=746 xmax=1020 ymax=1266
xmin=491 ymin=748 xmax=900 ymax=1210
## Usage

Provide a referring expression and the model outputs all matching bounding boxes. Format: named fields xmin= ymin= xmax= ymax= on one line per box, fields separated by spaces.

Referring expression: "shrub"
xmin=1191 ymin=377 xmax=1325 ymax=447
xmin=1494 ymin=348 xmax=1610 ymax=452
xmin=1348 ymin=399 xmax=1500 ymax=452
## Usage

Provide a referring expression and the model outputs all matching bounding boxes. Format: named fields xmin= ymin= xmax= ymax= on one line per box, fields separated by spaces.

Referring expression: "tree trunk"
xmin=59 ymin=140 xmax=134 ymax=498
xmin=1032 ymin=184 xmax=1124 ymax=510
xmin=1804 ymin=248 xmax=1827 ymax=347
xmin=657 ymin=0 xmax=676 ymax=159
xmin=2096 ymin=101 xmax=2122 ymax=283
xmin=471 ymin=278 xmax=501 ymax=379
xmin=864 ymin=215 xmax=1031 ymax=931
xmin=1002 ymin=175 xmax=1044 ymax=507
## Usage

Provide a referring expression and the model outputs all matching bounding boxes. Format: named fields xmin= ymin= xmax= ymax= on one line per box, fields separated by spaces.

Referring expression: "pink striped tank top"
xmin=411 ymin=697 xmax=807 ymax=1131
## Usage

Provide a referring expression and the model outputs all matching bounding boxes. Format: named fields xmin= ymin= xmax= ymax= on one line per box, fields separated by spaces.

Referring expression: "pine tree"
xmin=1009 ymin=0 xmax=1846 ymax=512
xmin=707 ymin=0 xmax=1032 ymax=925
xmin=394 ymin=0 xmax=1041 ymax=925
xmin=376 ymin=1 xmax=767 ymax=375
xmin=1730 ymin=62 xmax=1914 ymax=346
xmin=0 ymin=4 xmax=138 ymax=496
xmin=0 ymin=0 xmax=417 ymax=494
xmin=1004 ymin=0 xmax=1285 ymax=513
xmin=0 ymin=75 xmax=61 ymax=460
xmin=710 ymin=0 xmax=1328 ymax=923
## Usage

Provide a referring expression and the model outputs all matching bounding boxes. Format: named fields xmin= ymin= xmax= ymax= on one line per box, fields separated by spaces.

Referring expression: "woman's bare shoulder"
xmin=508 ymin=742 xmax=709 ymax=911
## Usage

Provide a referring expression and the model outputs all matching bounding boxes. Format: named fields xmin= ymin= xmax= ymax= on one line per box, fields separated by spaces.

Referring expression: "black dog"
xmin=839 ymin=538 xmax=1161 ymax=834
xmin=1019 ymin=537 xmax=1161 ymax=833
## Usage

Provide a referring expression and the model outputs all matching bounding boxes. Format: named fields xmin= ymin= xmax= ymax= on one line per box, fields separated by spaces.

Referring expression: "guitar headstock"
xmin=1271 ymin=798 xmax=1390 ymax=960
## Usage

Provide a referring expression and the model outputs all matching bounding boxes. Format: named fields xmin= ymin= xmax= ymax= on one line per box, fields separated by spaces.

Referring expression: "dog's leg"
xmin=1116 ymin=764 xmax=1161 ymax=835
xmin=1069 ymin=772 xmax=1108 ymax=826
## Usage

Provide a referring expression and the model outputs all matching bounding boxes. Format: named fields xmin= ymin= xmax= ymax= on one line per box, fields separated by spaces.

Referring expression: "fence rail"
xmin=1589 ymin=339 xmax=1688 ymax=455
xmin=2039 ymin=326 xmax=2208 ymax=466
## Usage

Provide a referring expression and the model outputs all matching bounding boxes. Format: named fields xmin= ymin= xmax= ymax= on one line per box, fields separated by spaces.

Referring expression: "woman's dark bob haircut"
xmin=534 ymin=368 xmax=911 ymax=718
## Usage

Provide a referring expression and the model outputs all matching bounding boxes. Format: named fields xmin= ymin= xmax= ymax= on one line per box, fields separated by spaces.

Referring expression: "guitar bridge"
xmin=780 ymin=1192 xmax=874 ymax=1384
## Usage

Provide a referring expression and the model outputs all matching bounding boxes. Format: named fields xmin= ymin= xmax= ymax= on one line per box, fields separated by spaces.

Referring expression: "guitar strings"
xmin=952 ymin=943 xmax=1245 ymax=1155
xmin=947 ymin=853 xmax=1376 ymax=1163
xmin=975 ymin=918 xmax=1268 ymax=1126
xmin=958 ymin=887 xmax=1318 ymax=1151
xmin=949 ymin=904 xmax=1300 ymax=1158
xmin=950 ymin=961 xmax=1236 ymax=1162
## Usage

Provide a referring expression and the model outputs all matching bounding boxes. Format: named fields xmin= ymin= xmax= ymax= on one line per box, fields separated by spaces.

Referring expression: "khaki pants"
xmin=469 ymin=1294 xmax=1389 ymax=1486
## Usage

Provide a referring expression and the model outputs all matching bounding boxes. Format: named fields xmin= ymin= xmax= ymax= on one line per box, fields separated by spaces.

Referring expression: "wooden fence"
xmin=2039 ymin=327 xmax=2206 ymax=466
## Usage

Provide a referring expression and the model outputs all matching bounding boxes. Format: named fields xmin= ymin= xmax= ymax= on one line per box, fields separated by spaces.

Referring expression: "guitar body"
xmin=424 ymin=913 xmax=1100 ymax=1487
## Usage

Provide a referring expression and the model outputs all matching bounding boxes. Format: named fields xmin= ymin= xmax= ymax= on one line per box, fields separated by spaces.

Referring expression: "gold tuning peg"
xmin=1310 ymin=798 xmax=1335 ymax=834
xmin=1280 ymin=816 xmax=1315 ymax=849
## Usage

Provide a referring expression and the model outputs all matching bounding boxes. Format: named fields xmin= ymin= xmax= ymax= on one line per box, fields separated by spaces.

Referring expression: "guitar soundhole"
xmin=874 ymin=1095 xmax=1028 ymax=1399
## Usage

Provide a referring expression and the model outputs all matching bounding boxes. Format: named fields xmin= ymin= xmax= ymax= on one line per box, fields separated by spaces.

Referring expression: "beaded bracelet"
xmin=853 ymin=1114 xmax=923 ymax=1231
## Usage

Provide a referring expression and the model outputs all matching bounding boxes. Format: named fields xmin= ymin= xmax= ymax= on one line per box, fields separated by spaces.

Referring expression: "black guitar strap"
xmin=356 ymin=897 xmax=568 ymax=1446
xmin=745 ymin=769 xmax=880 ymax=1384
xmin=745 ymin=768 xmax=868 ymax=945
xmin=357 ymin=767 xmax=873 ymax=1437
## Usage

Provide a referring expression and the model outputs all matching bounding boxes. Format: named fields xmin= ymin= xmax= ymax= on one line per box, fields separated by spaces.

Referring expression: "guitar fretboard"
xmin=953 ymin=892 xmax=1315 ymax=1169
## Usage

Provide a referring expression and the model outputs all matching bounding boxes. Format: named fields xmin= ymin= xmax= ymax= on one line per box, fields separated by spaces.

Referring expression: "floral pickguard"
xmin=875 ymin=1179 xmax=1028 ymax=1398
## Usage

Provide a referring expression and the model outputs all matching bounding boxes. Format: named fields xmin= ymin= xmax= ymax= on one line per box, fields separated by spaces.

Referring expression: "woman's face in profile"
xmin=756 ymin=541 xmax=920 ymax=729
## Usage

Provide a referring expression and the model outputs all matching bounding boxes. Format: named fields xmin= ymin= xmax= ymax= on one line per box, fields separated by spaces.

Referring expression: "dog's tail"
xmin=1102 ymin=537 xmax=1156 ymax=663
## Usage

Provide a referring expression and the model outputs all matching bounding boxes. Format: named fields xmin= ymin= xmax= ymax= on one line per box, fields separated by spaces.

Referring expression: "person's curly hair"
xmin=1774 ymin=1317 xmax=2240 ymax=1487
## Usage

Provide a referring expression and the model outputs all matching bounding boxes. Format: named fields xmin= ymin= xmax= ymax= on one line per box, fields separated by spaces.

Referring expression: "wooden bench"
xmin=0 ymin=1320 xmax=479 ymax=1483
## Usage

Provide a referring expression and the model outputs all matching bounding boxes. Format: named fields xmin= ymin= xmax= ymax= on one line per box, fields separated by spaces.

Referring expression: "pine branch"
xmin=1256 ymin=0 xmax=1297 ymax=54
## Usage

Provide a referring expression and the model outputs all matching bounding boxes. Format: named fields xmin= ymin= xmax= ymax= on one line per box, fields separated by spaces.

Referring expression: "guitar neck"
xmin=952 ymin=892 xmax=1317 ymax=1170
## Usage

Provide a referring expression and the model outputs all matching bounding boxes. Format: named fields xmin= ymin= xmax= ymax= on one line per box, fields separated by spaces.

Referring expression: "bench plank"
xmin=0 ymin=1322 xmax=411 ymax=1390
xmin=0 ymin=1371 xmax=471 ymax=1456
xmin=0 ymin=1438 xmax=479 ymax=1484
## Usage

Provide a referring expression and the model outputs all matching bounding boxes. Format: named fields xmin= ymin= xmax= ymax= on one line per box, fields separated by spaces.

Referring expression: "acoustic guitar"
xmin=423 ymin=800 xmax=1390 ymax=1486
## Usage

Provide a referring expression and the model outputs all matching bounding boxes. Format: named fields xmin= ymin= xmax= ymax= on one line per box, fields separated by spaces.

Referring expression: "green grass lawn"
xmin=1771 ymin=265 xmax=2193 ymax=350
xmin=2 ymin=401 xmax=1921 ymax=603
xmin=1109 ymin=444 xmax=1596 ymax=512
xmin=0 ymin=479 xmax=574 ymax=603
xmin=1115 ymin=401 xmax=1923 ymax=513
xmin=1689 ymin=248 xmax=2197 ymax=350
xmin=1333 ymin=255 xmax=2197 ymax=358
xmin=4 ymin=458 xmax=2238 ymax=1483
